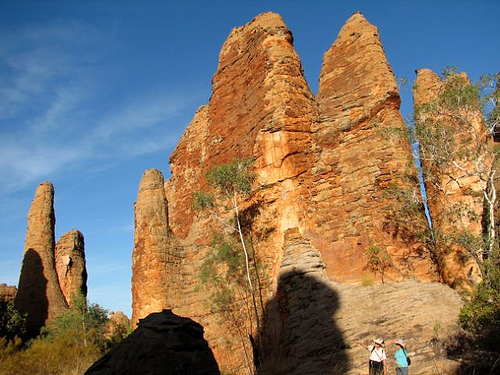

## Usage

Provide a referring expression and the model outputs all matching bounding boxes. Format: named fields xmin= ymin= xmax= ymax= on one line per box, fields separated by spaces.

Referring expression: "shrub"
xmin=0 ymin=299 xmax=26 ymax=342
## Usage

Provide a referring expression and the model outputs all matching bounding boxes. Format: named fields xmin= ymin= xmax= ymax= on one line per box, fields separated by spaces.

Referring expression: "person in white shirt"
xmin=365 ymin=338 xmax=387 ymax=375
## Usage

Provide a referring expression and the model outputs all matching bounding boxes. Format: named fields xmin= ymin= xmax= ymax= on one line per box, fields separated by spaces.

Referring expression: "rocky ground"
xmin=336 ymin=281 xmax=464 ymax=375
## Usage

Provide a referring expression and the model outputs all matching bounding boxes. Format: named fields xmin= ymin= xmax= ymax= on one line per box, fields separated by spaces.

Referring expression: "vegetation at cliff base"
xmin=410 ymin=67 xmax=500 ymax=371
xmin=0 ymin=299 xmax=26 ymax=342
xmin=0 ymin=296 xmax=131 ymax=375
xmin=194 ymin=157 xmax=266 ymax=373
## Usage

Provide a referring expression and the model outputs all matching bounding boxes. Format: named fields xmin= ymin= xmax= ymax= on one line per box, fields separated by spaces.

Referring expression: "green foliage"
xmin=0 ymin=327 xmax=101 ymax=375
xmin=363 ymin=245 xmax=392 ymax=283
xmin=199 ymin=234 xmax=259 ymax=314
xmin=411 ymin=68 xmax=500 ymax=271
xmin=486 ymin=73 xmax=500 ymax=132
xmin=0 ymin=295 xmax=122 ymax=375
xmin=42 ymin=294 xmax=108 ymax=348
xmin=194 ymin=157 xmax=264 ymax=370
xmin=455 ymin=246 xmax=500 ymax=370
xmin=192 ymin=191 xmax=215 ymax=211
xmin=459 ymin=274 xmax=500 ymax=350
xmin=412 ymin=68 xmax=493 ymax=174
xmin=439 ymin=67 xmax=480 ymax=111
xmin=0 ymin=300 xmax=26 ymax=342
xmin=205 ymin=157 xmax=256 ymax=197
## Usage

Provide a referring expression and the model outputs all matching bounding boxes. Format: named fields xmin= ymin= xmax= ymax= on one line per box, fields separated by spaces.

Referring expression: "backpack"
xmin=403 ymin=349 xmax=411 ymax=366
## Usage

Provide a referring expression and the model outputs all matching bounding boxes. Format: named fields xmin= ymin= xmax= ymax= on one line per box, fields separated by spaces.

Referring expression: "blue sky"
xmin=1 ymin=1 xmax=499 ymax=316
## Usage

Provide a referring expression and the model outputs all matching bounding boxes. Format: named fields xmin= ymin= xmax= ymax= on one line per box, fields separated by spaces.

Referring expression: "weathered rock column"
xmin=15 ymin=182 xmax=68 ymax=336
xmin=312 ymin=12 xmax=433 ymax=283
xmin=55 ymin=229 xmax=87 ymax=307
xmin=132 ymin=169 xmax=171 ymax=325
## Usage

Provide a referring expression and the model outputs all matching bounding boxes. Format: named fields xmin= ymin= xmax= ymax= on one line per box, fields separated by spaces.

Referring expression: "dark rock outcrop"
xmin=85 ymin=310 xmax=220 ymax=375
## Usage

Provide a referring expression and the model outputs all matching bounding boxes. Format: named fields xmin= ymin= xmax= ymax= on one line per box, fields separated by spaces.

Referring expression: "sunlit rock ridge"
xmin=132 ymin=12 xmax=476 ymax=374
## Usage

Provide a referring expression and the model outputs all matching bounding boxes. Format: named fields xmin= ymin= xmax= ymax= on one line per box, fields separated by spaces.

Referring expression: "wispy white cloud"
xmin=0 ymin=19 xmax=197 ymax=195
xmin=88 ymin=91 xmax=192 ymax=155
xmin=0 ymin=22 xmax=96 ymax=121
xmin=0 ymin=134 xmax=88 ymax=192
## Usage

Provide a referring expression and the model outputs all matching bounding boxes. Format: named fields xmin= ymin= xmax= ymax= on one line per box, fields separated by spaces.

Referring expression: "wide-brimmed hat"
xmin=374 ymin=338 xmax=384 ymax=345
xmin=393 ymin=339 xmax=405 ymax=347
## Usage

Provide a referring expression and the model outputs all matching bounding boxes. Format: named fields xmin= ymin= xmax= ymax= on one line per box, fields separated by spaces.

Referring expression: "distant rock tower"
xmin=14 ymin=182 xmax=88 ymax=337
xmin=55 ymin=229 xmax=87 ymax=307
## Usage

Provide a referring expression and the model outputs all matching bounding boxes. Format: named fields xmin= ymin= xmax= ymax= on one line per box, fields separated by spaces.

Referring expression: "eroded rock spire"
xmin=15 ymin=182 xmax=69 ymax=336
xmin=132 ymin=169 xmax=171 ymax=325
xmin=55 ymin=229 xmax=87 ymax=307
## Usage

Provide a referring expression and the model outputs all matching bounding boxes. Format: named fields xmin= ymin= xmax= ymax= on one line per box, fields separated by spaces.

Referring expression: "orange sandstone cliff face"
xmin=309 ymin=12 xmax=432 ymax=282
xmin=413 ymin=69 xmax=486 ymax=288
xmin=132 ymin=12 xmax=465 ymax=373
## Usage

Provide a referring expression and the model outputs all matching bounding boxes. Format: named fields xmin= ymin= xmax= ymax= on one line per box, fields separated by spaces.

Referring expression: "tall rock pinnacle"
xmin=55 ymin=229 xmax=87 ymax=307
xmin=132 ymin=169 xmax=172 ymax=324
xmin=317 ymin=12 xmax=399 ymax=126
xmin=167 ymin=11 xmax=317 ymax=240
xmin=15 ymin=182 xmax=69 ymax=336
xmin=310 ymin=12 xmax=431 ymax=282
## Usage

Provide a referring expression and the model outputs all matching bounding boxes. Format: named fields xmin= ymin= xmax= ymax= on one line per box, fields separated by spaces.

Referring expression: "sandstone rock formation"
xmin=104 ymin=311 xmax=131 ymax=342
xmin=310 ymin=12 xmax=433 ymax=282
xmin=132 ymin=12 xmax=470 ymax=374
xmin=259 ymin=228 xmax=348 ymax=374
xmin=14 ymin=182 xmax=87 ymax=336
xmin=55 ymin=229 xmax=87 ymax=307
xmin=337 ymin=281 xmax=464 ymax=375
xmin=0 ymin=284 xmax=17 ymax=301
xmin=85 ymin=310 xmax=220 ymax=375
xmin=132 ymin=169 xmax=173 ymax=324
xmin=413 ymin=69 xmax=487 ymax=289
xmin=259 ymin=229 xmax=464 ymax=374
xmin=15 ymin=182 xmax=68 ymax=336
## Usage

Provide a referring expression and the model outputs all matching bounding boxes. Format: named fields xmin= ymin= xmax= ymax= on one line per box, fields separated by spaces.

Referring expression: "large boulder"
xmin=85 ymin=310 xmax=219 ymax=375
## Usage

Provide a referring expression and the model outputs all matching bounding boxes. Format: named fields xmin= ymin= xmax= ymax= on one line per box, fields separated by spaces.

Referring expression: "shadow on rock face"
xmin=85 ymin=309 xmax=220 ymax=375
xmin=14 ymin=248 xmax=48 ymax=339
xmin=257 ymin=262 xmax=348 ymax=374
